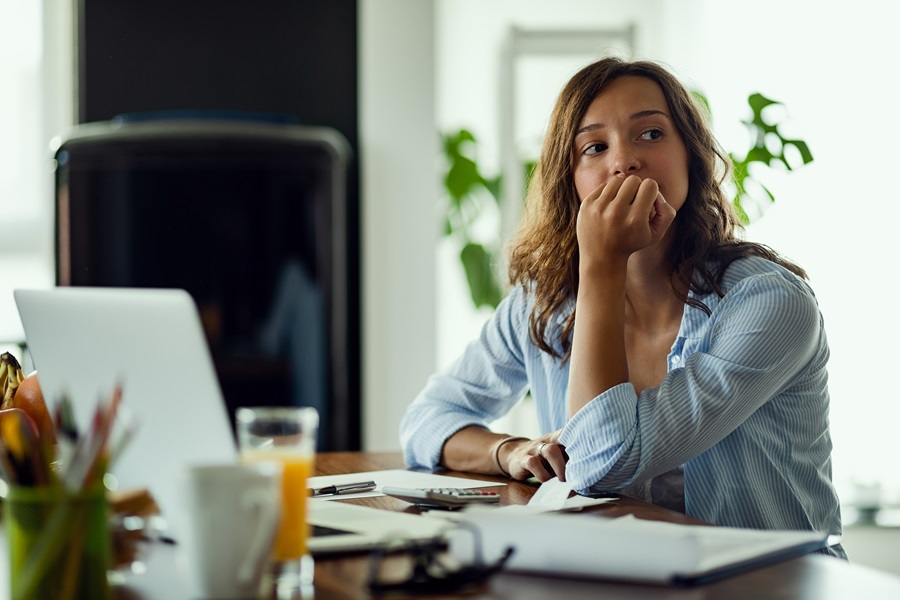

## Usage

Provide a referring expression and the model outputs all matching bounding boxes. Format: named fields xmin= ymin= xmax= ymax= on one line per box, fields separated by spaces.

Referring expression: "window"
xmin=0 ymin=0 xmax=72 ymax=345
xmin=0 ymin=0 xmax=45 ymax=230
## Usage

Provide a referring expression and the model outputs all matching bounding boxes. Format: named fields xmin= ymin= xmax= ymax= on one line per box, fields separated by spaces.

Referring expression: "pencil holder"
xmin=5 ymin=485 xmax=112 ymax=600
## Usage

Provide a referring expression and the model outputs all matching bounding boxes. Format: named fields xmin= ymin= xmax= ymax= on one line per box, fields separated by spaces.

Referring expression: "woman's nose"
xmin=612 ymin=148 xmax=640 ymax=177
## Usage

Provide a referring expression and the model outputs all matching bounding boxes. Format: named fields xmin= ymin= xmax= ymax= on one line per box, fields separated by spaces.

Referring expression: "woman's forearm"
xmin=439 ymin=425 xmax=526 ymax=475
xmin=567 ymin=262 xmax=629 ymax=417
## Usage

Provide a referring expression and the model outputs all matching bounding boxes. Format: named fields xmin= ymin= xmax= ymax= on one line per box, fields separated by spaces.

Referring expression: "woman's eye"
xmin=640 ymin=129 xmax=663 ymax=141
xmin=583 ymin=143 xmax=607 ymax=155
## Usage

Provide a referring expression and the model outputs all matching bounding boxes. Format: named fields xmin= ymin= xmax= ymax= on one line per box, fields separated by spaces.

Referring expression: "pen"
xmin=309 ymin=480 xmax=377 ymax=497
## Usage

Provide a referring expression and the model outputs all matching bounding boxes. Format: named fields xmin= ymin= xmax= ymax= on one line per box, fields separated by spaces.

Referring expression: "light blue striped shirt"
xmin=400 ymin=256 xmax=845 ymax=557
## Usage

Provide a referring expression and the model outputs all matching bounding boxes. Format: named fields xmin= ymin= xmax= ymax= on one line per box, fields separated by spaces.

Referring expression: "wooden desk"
xmin=309 ymin=453 xmax=900 ymax=600
xmin=29 ymin=451 xmax=900 ymax=599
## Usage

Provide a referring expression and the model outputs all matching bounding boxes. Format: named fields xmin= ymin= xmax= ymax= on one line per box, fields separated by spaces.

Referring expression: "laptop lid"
xmin=13 ymin=287 xmax=238 ymax=537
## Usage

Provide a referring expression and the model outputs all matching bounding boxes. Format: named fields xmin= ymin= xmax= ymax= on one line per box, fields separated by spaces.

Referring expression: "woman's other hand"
xmin=501 ymin=430 xmax=568 ymax=482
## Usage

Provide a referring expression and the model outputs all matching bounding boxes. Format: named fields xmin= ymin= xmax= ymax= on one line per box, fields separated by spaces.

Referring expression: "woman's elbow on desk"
xmin=563 ymin=452 xmax=626 ymax=495
xmin=560 ymin=433 xmax=633 ymax=494
xmin=399 ymin=405 xmax=484 ymax=472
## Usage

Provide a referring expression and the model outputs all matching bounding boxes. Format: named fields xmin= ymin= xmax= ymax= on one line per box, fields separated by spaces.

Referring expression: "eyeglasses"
xmin=366 ymin=523 xmax=514 ymax=595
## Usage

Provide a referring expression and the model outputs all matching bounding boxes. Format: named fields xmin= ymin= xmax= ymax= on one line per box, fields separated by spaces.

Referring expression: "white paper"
xmin=527 ymin=476 xmax=572 ymax=510
xmin=419 ymin=477 xmax=615 ymax=520
xmin=495 ymin=478 xmax=616 ymax=515
xmin=555 ymin=494 xmax=617 ymax=511
xmin=448 ymin=509 xmax=829 ymax=583
xmin=306 ymin=469 xmax=504 ymax=499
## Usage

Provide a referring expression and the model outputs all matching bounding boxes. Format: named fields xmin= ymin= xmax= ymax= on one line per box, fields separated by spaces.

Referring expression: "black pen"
xmin=309 ymin=480 xmax=377 ymax=497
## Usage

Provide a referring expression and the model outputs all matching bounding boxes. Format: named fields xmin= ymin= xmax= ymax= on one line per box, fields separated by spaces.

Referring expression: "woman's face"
xmin=572 ymin=75 xmax=690 ymax=212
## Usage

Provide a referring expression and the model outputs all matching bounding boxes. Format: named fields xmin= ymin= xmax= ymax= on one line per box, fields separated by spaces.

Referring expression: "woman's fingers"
xmin=632 ymin=179 xmax=675 ymax=242
xmin=506 ymin=436 xmax=568 ymax=482
xmin=632 ymin=177 xmax=659 ymax=211
xmin=649 ymin=193 xmax=677 ymax=237
xmin=525 ymin=454 xmax=554 ymax=482
xmin=539 ymin=442 xmax=568 ymax=482
xmin=585 ymin=174 xmax=634 ymax=206
xmin=578 ymin=175 xmax=677 ymax=258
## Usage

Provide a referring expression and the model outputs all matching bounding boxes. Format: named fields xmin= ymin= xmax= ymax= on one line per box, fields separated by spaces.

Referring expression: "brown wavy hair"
xmin=507 ymin=57 xmax=806 ymax=360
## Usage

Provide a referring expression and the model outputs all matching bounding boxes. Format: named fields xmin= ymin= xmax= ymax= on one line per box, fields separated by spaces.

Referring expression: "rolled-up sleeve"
xmin=560 ymin=271 xmax=825 ymax=494
xmin=400 ymin=286 xmax=531 ymax=470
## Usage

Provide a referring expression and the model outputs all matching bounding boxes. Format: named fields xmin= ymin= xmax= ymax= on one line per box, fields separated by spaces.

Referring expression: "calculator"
xmin=381 ymin=486 xmax=501 ymax=508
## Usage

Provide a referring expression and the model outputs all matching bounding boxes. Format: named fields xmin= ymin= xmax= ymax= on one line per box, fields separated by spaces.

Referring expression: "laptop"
xmin=14 ymin=287 xmax=238 ymax=539
xmin=14 ymin=286 xmax=448 ymax=553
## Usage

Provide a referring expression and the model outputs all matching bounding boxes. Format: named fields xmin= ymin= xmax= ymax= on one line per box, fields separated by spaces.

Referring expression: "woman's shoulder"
xmin=495 ymin=281 xmax=572 ymax=355
xmin=722 ymin=256 xmax=812 ymax=293
xmin=718 ymin=255 xmax=816 ymax=301
xmin=686 ymin=255 xmax=815 ymax=315
xmin=492 ymin=282 xmax=535 ymax=329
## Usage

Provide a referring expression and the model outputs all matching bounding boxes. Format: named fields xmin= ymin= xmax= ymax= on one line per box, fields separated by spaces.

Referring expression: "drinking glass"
xmin=5 ymin=484 xmax=112 ymax=600
xmin=235 ymin=406 xmax=318 ymax=593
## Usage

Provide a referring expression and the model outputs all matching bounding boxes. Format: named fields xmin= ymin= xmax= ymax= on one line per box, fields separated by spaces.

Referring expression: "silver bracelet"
xmin=491 ymin=436 xmax=529 ymax=476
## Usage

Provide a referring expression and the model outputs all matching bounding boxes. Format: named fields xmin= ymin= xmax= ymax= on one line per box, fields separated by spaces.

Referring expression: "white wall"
xmin=359 ymin=0 xmax=439 ymax=451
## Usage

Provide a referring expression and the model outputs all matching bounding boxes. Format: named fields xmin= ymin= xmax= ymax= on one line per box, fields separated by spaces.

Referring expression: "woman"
xmin=400 ymin=57 xmax=844 ymax=557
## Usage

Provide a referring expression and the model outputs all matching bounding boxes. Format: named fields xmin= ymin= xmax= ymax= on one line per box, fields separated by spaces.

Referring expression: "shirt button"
xmin=672 ymin=356 xmax=681 ymax=363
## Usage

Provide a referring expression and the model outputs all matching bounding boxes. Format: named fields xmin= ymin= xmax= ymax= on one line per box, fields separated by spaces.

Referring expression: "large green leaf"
xmin=783 ymin=138 xmax=814 ymax=166
xmin=445 ymin=156 xmax=483 ymax=204
xmin=441 ymin=129 xmax=497 ymax=217
xmin=442 ymin=129 xmax=476 ymax=158
xmin=483 ymin=175 xmax=502 ymax=203
xmin=730 ymin=93 xmax=813 ymax=222
xmin=460 ymin=243 xmax=502 ymax=309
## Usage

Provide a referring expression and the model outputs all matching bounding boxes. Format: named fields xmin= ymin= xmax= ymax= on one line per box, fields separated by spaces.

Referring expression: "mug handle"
xmin=237 ymin=487 xmax=280 ymax=585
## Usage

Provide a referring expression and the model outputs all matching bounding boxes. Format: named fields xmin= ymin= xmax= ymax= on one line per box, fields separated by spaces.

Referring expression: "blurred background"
xmin=1 ymin=0 xmax=897 ymax=572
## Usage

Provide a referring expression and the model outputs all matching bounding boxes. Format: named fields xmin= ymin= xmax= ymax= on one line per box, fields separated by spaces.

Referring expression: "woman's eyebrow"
xmin=575 ymin=109 xmax=671 ymax=136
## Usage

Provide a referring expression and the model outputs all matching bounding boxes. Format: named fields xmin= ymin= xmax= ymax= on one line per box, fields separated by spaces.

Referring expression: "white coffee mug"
xmin=177 ymin=462 xmax=282 ymax=599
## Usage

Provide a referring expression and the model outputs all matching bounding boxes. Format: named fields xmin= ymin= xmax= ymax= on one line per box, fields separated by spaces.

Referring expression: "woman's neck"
xmin=624 ymin=241 xmax=685 ymax=333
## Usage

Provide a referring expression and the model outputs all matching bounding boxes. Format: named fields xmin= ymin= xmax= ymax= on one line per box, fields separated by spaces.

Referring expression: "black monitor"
xmin=52 ymin=116 xmax=356 ymax=450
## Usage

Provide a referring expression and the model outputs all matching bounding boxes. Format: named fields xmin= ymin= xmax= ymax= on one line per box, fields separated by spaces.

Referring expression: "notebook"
xmin=14 ymin=287 xmax=238 ymax=538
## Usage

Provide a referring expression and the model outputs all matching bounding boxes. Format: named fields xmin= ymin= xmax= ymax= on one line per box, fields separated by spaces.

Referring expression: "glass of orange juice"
xmin=236 ymin=406 xmax=318 ymax=593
